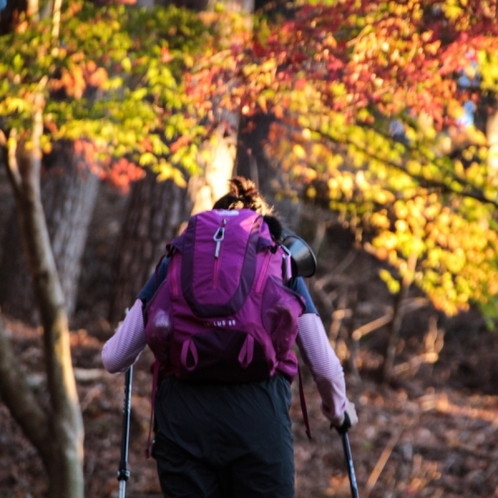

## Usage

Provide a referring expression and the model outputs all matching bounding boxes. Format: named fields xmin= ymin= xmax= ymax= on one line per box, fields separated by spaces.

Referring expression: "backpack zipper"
xmin=213 ymin=219 xmax=227 ymax=288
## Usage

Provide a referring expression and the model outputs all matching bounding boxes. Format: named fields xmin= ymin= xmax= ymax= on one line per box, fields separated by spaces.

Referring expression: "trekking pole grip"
xmin=335 ymin=411 xmax=352 ymax=435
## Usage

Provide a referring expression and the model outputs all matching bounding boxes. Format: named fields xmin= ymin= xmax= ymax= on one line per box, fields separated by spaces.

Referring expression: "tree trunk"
xmin=0 ymin=314 xmax=51 ymax=468
xmin=1 ymin=107 xmax=84 ymax=497
xmin=237 ymin=113 xmax=302 ymax=228
xmin=108 ymin=148 xmax=236 ymax=326
xmin=185 ymin=0 xmax=254 ymax=213
xmin=0 ymin=164 xmax=14 ymax=301
xmin=486 ymin=106 xmax=498 ymax=172
xmin=108 ymin=171 xmax=190 ymax=324
xmin=0 ymin=0 xmax=27 ymax=35
xmin=1 ymin=307 xmax=83 ymax=498
xmin=188 ymin=122 xmax=238 ymax=215
xmin=0 ymin=140 xmax=99 ymax=324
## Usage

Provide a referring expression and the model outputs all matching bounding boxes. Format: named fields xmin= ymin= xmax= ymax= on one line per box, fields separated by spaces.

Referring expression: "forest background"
xmin=0 ymin=0 xmax=498 ymax=496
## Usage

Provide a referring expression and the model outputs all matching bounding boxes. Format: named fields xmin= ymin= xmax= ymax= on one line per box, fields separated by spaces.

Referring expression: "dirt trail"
xmin=1 ymin=312 xmax=497 ymax=498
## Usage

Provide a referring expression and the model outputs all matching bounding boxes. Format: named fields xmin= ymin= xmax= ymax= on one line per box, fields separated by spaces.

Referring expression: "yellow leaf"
xmin=121 ymin=57 xmax=132 ymax=73
xmin=156 ymin=160 xmax=173 ymax=181
xmin=293 ymin=144 xmax=306 ymax=159
xmin=260 ymin=59 xmax=276 ymax=72
xmin=257 ymin=95 xmax=267 ymax=113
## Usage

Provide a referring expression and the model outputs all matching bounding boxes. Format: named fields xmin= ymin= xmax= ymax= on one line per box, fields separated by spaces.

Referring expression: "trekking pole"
xmin=334 ymin=413 xmax=360 ymax=498
xmin=117 ymin=365 xmax=133 ymax=498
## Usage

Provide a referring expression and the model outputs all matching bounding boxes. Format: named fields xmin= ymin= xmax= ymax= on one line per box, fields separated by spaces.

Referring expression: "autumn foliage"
xmin=2 ymin=0 xmax=498 ymax=319
xmin=223 ymin=0 xmax=498 ymax=319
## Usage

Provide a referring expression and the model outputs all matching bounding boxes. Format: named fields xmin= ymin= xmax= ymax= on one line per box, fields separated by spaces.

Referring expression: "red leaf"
xmin=295 ymin=78 xmax=307 ymax=90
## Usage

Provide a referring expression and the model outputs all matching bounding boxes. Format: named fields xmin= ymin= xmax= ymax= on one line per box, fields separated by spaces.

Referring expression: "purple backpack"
xmin=144 ymin=208 xmax=306 ymax=383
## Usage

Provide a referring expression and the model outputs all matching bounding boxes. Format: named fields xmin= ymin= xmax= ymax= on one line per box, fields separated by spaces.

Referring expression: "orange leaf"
xmin=295 ymin=78 xmax=307 ymax=90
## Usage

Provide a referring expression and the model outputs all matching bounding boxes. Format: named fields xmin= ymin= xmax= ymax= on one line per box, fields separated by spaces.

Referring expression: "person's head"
xmin=213 ymin=176 xmax=317 ymax=276
xmin=213 ymin=177 xmax=273 ymax=215
xmin=213 ymin=177 xmax=282 ymax=240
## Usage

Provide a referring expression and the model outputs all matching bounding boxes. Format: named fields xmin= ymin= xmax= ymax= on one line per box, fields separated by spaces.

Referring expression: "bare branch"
xmin=4 ymin=129 xmax=23 ymax=197
xmin=0 ymin=315 xmax=50 ymax=456
xmin=51 ymin=0 xmax=62 ymax=44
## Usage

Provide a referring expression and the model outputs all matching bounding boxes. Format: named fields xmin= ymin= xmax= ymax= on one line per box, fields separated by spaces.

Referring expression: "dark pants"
xmin=152 ymin=375 xmax=295 ymax=498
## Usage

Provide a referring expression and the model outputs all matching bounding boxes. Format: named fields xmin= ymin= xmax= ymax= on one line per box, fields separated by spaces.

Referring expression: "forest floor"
xmin=0 ymin=309 xmax=497 ymax=498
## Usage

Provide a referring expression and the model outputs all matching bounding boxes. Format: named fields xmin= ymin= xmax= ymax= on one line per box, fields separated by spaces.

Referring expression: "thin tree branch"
xmin=3 ymin=129 xmax=23 ymax=198
xmin=354 ymin=137 xmax=498 ymax=208
xmin=310 ymin=120 xmax=498 ymax=209
xmin=352 ymin=297 xmax=429 ymax=341
xmin=357 ymin=119 xmax=492 ymax=197
xmin=51 ymin=0 xmax=62 ymax=44
xmin=0 ymin=314 xmax=50 ymax=459
xmin=364 ymin=423 xmax=408 ymax=498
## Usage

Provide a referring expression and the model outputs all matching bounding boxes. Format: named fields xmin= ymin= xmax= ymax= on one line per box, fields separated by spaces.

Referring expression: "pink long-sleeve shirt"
xmin=102 ymin=299 xmax=347 ymax=421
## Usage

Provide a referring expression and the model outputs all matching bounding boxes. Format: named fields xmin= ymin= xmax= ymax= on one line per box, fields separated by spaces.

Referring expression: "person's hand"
xmin=330 ymin=399 xmax=358 ymax=432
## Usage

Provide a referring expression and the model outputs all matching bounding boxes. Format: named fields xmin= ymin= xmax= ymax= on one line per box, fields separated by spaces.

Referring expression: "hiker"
xmin=102 ymin=176 xmax=358 ymax=498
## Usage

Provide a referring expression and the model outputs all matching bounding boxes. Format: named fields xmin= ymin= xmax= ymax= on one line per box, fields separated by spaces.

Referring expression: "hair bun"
xmin=213 ymin=176 xmax=273 ymax=216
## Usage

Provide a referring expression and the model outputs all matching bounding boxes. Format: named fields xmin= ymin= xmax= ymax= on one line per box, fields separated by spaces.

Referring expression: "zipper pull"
xmin=213 ymin=219 xmax=227 ymax=258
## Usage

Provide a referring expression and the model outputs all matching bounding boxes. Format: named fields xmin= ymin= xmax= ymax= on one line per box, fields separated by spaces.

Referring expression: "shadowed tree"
xmin=108 ymin=172 xmax=190 ymax=323
xmin=0 ymin=2 xmax=220 ymax=495
xmin=1 ymin=141 xmax=100 ymax=323
xmin=108 ymin=0 xmax=256 ymax=321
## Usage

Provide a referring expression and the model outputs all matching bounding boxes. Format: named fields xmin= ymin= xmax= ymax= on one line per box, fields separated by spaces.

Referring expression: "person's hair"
xmin=213 ymin=176 xmax=283 ymax=240
xmin=213 ymin=177 xmax=273 ymax=215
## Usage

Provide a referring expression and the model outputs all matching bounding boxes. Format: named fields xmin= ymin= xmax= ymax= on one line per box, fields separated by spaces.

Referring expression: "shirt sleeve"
xmin=292 ymin=280 xmax=347 ymax=422
xmin=101 ymin=299 xmax=147 ymax=374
